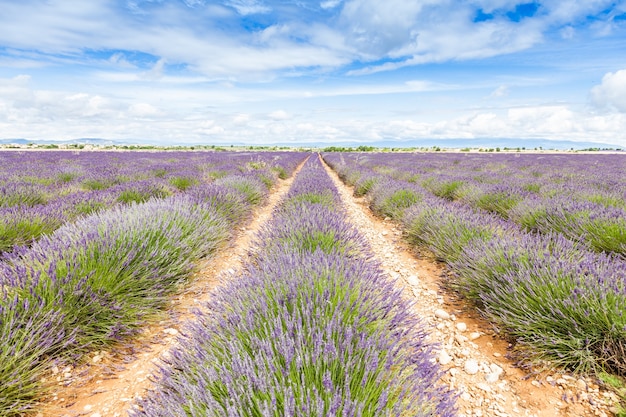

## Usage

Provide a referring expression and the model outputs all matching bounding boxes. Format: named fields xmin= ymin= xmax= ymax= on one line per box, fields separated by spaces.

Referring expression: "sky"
xmin=1 ymin=0 xmax=626 ymax=147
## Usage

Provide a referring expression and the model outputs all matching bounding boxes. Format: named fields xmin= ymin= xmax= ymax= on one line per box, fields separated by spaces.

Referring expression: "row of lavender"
xmin=0 ymin=151 xmax=306 ymax=417
xmin=323 ymin=152 xmax=626 ymax=379
xmin=133 ymin=156 xmax=457 ymax=417
xmin=335 ymin=152 xmax=626 ymax=257
xmin=0 ymin=151 xmax=292 ymax=252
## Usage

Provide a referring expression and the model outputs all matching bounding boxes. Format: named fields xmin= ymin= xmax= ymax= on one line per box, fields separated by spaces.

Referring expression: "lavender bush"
xmin=510 ymin=197 xmax=626 ymax=256
xmin=451 ymin=233 xmax=626 ymax=375
xmin=0 ymin=293 xmax=73 ymax=415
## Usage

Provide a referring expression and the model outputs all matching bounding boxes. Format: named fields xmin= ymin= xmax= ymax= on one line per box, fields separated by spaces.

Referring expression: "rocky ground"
xmin=37 ymin=156 xmax=620 ymax=417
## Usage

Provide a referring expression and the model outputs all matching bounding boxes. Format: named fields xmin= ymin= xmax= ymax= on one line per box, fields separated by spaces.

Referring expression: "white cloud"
xmin=268 ymin=110 xmax=290 ymax=120
xmin=507 ymin=105 xmax=575 ymax=133
xmin=590 ymin=69 xmax=626 ymax=112
xmin=194 ymin=120 xmax=225 ymax=135
xmin=233 ymin=113 xmax=250 ymax=124
xmin=489 ymin=85 xmax=509 ymax=98
xmin=141 ymin=58 xmax=167 ymax=81
xmin=128 ymin=103 xmax=162 ymax=118
xmin=320 ymin=0 xmax=342 ymax=10
xmin=0 ymin=75 xmax=33 ymax=102
xmin=108 ymin=52 xmax=137 ymax=69
xmin=225 ymin=0 xmax=271 ymax=15
xmin=339 ymin=0 xmax=434 ymax=57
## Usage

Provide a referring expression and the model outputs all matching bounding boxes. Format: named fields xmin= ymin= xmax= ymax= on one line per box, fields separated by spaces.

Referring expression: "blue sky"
xmin=1 ymin=0 xmax=626 ymax=147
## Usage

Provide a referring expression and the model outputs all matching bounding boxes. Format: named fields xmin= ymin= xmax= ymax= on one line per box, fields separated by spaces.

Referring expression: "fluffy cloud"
xmin=128 ymin=103 xmax=162 ymax=118
xmin=268 ymin=110 xmax=290 ymax=120
xmin=590 ymin=69 xmax=626 ymax=112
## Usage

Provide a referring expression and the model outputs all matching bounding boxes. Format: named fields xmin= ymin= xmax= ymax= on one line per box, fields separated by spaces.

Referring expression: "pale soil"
xmin=35 ymin=154 xmax=620 ymax=417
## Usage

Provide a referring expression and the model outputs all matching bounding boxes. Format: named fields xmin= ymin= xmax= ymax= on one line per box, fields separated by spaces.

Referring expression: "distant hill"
xmin=0 ymin=138 xmax=122 ymax=145
xmin=307 ymin=138 xmax=624 ymax=150
xmin=0 ymin=137 xmax=623 ymax=150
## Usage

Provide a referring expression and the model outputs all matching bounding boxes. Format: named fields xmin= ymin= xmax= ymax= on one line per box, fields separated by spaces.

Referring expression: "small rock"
xmin=476 ymin=382 xmax=492 ymax=392
xmin=456 ymin=322 xmax=467 ymax=332
xmin=490 ymin=364 xmax=503 ymax=374
xmin=163 ymin=328 xmax=178 ymax=336
xmin=92 ymin=355 xmax=102 ymax=364
xmin=84 ymin=404 xmax=93 ymax=411
xmin=485 ymin=372 xmax=500 ymax=383
xmin=439 ymin=350 xmax=453 ymax=365
xmin=434 ymin=309 xmax=450 ymax=320
xmin=406 ymin=275 xmax=420 ymax=286
xmin=464 ymin=359 xmax=479 ymax=375
xmin=469 ymin=332 xmax=481 ymax=340
xmin=91 ymin=413 xmax=102 ymax=417
xmin=576 ymin=378 xmax=587 ymax=391
xmin=455 ymin=334 xmax=468 ymax=344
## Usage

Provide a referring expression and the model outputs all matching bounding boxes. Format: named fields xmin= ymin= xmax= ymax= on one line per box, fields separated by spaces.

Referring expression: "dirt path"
xmin=319 ymin=155 xmax=617 ymax=417
xmin=39 ymin=159 xmax=307 ymax=417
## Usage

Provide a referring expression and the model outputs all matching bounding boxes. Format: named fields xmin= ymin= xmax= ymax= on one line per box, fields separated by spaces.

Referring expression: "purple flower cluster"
xmin=133 ymin=156 xmax=456 ymax=417
xmin=323 ymin=151 xmax=626 ymax=376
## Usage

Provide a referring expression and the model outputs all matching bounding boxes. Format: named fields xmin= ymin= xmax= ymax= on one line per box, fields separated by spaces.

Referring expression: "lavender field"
xmin=1 ymin=149 xmax=625 ymax=416
xmin=323 ymin=152 xmax=626 ymax=378
xmin=0 ymin=150 xmax=305 ymax=416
